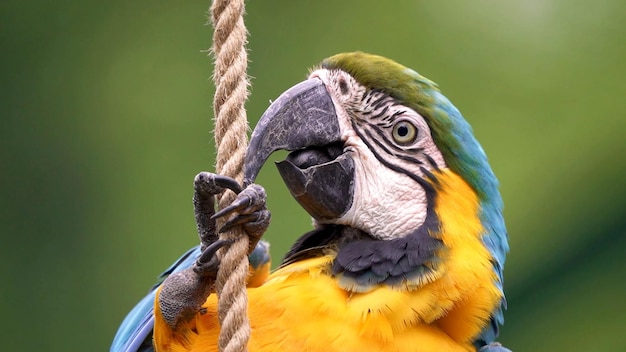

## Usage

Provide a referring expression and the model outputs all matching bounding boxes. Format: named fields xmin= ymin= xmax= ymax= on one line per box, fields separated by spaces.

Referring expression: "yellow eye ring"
xmin=392 ymin=120 xmax=418 ymax=145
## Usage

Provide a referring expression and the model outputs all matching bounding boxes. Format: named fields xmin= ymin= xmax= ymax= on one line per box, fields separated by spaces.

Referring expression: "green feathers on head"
xmin=321 ymin=51 xmax=439 ymax=108
xmin=320 ymin=51 xmax=488 ymax=201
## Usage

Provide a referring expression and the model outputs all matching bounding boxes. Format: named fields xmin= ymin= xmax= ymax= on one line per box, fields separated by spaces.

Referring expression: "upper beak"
xmin=244 ymin=78 xmax=340 ymax=184
xmin=243 ymin=78 xmax=354 ymax=221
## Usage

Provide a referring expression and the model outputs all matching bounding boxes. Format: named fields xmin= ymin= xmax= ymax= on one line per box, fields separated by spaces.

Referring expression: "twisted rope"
xmin=210 ymin=0 xmax=250 ymax=351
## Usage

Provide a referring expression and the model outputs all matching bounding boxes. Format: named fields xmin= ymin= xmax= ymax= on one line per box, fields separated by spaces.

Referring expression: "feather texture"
xmin=153 ymin=171 xmax=501 ymax=352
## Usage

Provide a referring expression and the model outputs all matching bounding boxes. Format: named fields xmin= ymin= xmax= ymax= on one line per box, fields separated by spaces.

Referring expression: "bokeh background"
xmin=2 ymin=1 xmax=625 ymax=351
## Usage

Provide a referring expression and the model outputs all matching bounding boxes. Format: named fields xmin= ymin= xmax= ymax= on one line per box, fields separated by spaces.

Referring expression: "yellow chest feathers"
xmin=181 ymin=171 xmax=501 ymax=352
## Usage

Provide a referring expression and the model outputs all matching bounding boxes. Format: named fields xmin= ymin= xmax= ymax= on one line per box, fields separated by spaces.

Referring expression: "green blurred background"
xmin=1 ymin=0 xmax=625 ymax=351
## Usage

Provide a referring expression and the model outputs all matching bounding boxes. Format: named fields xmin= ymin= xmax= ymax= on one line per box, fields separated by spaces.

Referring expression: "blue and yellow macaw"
xmin=112 ymin=52 xmax=510 ymax=352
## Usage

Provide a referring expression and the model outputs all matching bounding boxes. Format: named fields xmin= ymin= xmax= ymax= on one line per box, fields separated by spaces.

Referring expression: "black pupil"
xmin=397 ymin=125 xmax=409 ymax=137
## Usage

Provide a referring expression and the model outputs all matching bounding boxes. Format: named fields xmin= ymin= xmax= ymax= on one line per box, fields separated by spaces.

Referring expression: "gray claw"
xmin=212 ymin=175 xmax=243 ymax=194
xmin=212 ymin=196 xmax=250 ymax=220
xmin=213 ymin=184 xmax=267 ymax=220
xmin=196 ymin=238 xmax=232 ymax=266
xmin=219 ymin=214 xmax=260 ymax=234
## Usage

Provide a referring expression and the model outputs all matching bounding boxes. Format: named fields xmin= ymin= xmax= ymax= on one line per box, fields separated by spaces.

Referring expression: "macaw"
xmin=111 ymin=51 xmax=510 ymax=352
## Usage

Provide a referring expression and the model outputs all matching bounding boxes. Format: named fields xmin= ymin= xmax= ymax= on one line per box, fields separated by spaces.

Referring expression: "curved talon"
xmin=194 ymin=172 xmax=243 ymax=196
xmin=219 ymin=214 xmax=260 ymax=234
xmin=196 ymin=238 xmax=232 ymax=266
xmin=212 ymin=175 xmax=243 ymax=194
xmin=214 ymin=184 xmax=267 ymax=219
xmin=212 ymin=196 xmax=251 ymax=220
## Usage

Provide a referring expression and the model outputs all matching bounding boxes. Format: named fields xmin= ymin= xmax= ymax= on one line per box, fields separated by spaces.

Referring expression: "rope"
xmin=210 ymin=0 xmax=250 ymax=351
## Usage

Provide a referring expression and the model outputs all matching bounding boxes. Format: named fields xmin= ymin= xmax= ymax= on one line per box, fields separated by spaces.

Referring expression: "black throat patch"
xmin=331 ymin=204 xmax=443 ymax=292
xmin=281 ymin=202 xmax=443 ymax=293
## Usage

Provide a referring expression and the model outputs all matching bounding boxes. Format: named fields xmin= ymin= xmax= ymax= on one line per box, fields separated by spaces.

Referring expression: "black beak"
xmin=243 ymin=78 xmax=354 ymax=221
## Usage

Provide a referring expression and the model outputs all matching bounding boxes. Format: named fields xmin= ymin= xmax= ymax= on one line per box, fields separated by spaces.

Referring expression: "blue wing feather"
xmin=110 ymin=246 xmax=201 ymax=352
xmin=110 ymin=294 xmax=155 ymax=352
xmin=111 ymin=241 xmax=271 ymax=352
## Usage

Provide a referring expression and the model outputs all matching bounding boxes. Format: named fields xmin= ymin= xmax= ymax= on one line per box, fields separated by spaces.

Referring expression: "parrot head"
xmin=244 ymin=52 xmax=508 ymax=345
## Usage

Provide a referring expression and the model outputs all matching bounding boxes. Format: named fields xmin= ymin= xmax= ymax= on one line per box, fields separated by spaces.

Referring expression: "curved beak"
xmin=243 ymin=78 xmax=354 ymax=220
xmin=244 ymin=78 xmax=339 ymax=184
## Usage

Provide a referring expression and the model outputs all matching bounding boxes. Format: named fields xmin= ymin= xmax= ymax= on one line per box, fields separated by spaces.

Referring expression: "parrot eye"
xmin=392 ymin=120 xmax=418 ymax=145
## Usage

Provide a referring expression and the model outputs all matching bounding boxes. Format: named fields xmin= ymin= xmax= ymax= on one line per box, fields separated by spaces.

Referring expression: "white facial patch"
xmin=338 ymin=135 xmax=429 ymax=239
xmin=309 ymin=68 xmax=443 ymax=239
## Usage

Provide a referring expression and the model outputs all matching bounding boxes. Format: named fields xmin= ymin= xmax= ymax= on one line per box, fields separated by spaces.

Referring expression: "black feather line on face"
xmin=390 ymin=109 xmax=406 ymax=119
xmin=363 ymin=89 xmax=381 ymax=105
xmin=353 ymin=93 xmax=425 ymax=160
xmin=366 ymin=123 xmax=425 ymax=163
xmin=419 ymin=166 xmax=441 ymax=187
xmin=371 ymin=105 xmax=389 ymax=120
xmin=370 ymin=93 xmax=387 ymax=108
xmin=352 ymin=120 xmax=434 ymax=194
xmin=424 ymin=154 xmax=441 ymax=171
xmin=363 ymin=127 xmax=424 ymax=166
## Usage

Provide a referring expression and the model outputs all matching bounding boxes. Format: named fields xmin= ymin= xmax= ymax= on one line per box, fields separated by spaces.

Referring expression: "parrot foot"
xmin=212 ymin=182 xmax=270 ymax=254
xmin=159 ymin=173 xmax=270 ymax=330
xmin=193 ymin=171 xmax=270 ymax=270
